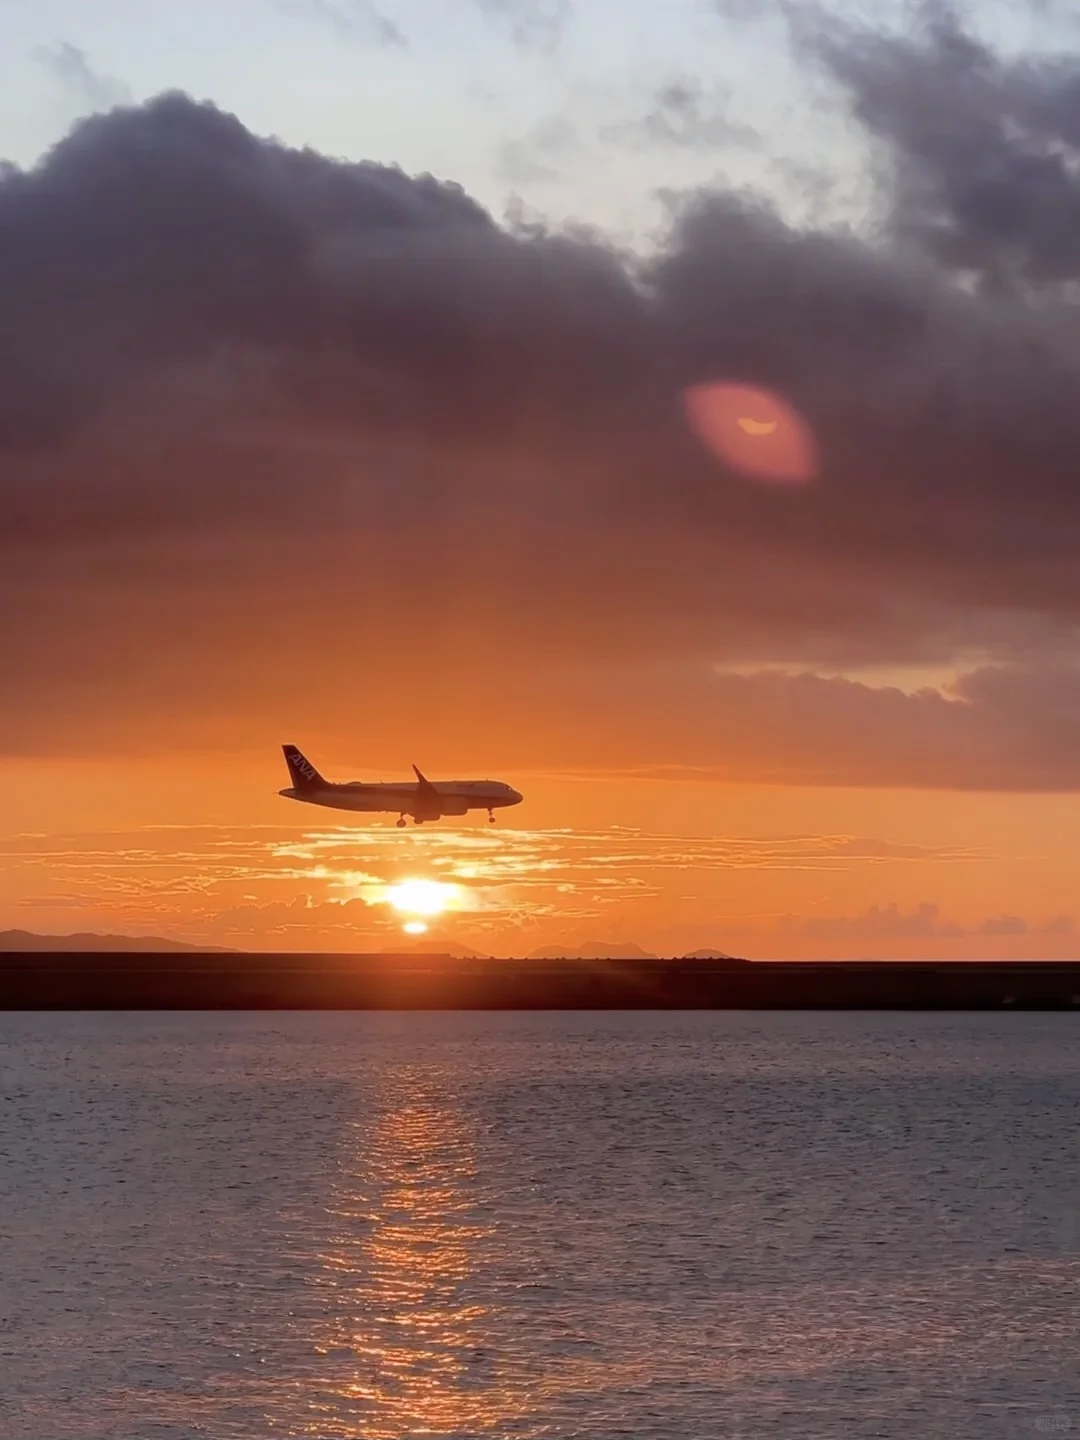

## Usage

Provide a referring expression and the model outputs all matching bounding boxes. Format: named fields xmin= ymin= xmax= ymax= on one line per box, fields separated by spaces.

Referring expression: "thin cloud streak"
xmin=0 ymin=821 xmax=994 ymax=952
xmin=33 ymin=41 xmax=131 ymax=113
xmin=280 ymin=0 xmax=407 ymax=47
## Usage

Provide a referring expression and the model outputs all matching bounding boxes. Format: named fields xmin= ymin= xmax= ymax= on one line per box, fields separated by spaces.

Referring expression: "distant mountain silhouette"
xmin=0 ymin=930 xmax=233 ymax=953
xmin=381 ymin=939 xmax=493 ymax=960
xmin=0 ymin=931 xmax=744 ymax=961
xmin=526 ymin=941 xmax=659 ymax=960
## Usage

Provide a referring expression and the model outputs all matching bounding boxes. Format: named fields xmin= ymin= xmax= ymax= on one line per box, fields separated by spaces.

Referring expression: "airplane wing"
xmin=412 ymin=764 xmax=439 ymax=797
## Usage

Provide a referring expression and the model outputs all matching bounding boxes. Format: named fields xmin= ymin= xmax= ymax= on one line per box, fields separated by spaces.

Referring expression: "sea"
xmin=1 ymin=1011 xmax=1078 ymax=1440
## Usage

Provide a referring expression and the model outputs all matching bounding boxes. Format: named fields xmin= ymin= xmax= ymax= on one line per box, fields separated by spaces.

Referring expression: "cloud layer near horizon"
xmin=0 ymin=819 xmax=1011 ymax=957
xmin=6 ymin=1 xmax=1080 ymax=785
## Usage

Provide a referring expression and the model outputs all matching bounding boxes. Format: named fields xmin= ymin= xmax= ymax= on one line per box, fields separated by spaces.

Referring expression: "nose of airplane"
xmin=509 ymin=788 xmax=524 ymax=805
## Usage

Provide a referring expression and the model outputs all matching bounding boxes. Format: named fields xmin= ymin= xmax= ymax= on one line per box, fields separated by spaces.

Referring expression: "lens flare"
xmin=683 ymin=381 xmax=817 ymax=483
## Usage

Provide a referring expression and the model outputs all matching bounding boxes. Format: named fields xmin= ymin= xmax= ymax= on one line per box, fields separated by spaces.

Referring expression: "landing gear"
xmin=396 ymin=815 xmax=406 ymax=828
xmin=488 ymin=809 xmax=496 ymax=824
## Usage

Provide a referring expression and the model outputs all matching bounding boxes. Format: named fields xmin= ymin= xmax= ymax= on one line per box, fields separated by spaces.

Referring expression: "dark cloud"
xmin=6 ymin=4 xmax=1080 ymax=779
xmin=805 ymin=0 xmax=1080 ymax=289
xmin=0 ymin=91 xmax=646 ymax=471
xmin=531 ymin=660 xmax=1080 ymax=790
xmin=6 ymin=578 xmax=1080 ymax=789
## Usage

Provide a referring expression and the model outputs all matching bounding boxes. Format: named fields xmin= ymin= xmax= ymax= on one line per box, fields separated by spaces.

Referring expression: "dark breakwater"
xmin=2 ymin=952 xmax=1080 ymax=1009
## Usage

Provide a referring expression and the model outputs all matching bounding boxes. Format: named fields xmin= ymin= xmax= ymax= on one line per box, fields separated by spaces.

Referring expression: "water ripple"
xmin=1 ymin=1011 xmax=1078 ymax=1438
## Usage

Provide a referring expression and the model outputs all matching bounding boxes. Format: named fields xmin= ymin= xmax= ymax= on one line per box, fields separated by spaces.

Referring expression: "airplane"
xmin=278 ymin=745 xmax=524 ymax=827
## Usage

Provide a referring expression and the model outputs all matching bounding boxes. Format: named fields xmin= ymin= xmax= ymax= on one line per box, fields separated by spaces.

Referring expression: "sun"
xmin=385 ymin=878 xmax=458 ymax=917
xmin=402 ymin=920 xmax=428 ymax=936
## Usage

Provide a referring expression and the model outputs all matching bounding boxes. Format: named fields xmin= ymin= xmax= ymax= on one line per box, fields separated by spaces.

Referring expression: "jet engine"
xmin=439 ymin=798 xmax=470 ymax=816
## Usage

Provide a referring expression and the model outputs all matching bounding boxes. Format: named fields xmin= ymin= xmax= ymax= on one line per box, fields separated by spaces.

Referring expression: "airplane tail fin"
xmin=283 ymin=745 xmax=325 ymax=791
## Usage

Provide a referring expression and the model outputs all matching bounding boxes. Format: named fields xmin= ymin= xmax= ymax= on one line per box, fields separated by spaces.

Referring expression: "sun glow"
xmin=402 ymin=920 xmax=428 ymax=935
xmin=386 ymin=879 xmax=460 ymax=917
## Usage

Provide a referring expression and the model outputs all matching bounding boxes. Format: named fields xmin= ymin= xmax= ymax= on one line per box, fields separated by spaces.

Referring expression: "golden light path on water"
xmin=281 ymin=1075 xmax=532 ymax=1439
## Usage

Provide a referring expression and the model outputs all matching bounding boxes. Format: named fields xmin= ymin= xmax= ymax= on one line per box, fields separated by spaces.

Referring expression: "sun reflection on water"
xmin=290 ymin=1079 xmax=525 ymax=1439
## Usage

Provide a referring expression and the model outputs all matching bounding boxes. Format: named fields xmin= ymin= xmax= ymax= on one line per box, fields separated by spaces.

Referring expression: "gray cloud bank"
xmin=5 ymin=1 xmax=1080 ymax=783
xmin=792 ymin=900 xmax=1072 ymax=940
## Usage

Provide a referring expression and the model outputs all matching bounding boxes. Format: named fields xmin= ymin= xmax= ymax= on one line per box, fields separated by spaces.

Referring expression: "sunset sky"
xmin=5 ymin=0 xmax=1080 ymax=957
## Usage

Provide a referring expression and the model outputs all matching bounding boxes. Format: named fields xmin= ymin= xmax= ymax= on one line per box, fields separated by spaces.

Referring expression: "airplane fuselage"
xmin=279 ymin=778 xmax=521 ymax=817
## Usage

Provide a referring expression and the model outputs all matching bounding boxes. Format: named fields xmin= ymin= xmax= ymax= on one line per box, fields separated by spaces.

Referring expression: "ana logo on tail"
xmin=283 ymin=745 xmax=321 ymax=786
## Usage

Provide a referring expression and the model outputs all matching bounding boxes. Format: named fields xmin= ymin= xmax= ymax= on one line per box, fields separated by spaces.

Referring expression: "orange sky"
xmin=7 ymin=53 xmax=1080 ymax=961
xmin=2 ymin=756 xmax=1078 ymax=958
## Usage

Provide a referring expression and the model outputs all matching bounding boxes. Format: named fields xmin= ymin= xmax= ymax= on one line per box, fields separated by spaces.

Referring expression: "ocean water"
xmin=1 ymin=1011 xmax=1078 ymax=1440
